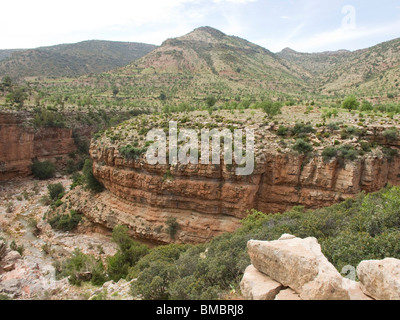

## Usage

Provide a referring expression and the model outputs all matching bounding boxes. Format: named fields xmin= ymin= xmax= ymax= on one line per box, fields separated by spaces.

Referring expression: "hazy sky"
xmin=1 ymin=0 xmax=399 ymax=52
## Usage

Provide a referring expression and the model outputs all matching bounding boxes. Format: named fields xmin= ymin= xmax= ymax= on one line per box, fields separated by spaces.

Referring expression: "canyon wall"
xmin=83 ymin=132 xmax=400 ymax=244
xmin=0 ymin=112 xmax=76 ymax=180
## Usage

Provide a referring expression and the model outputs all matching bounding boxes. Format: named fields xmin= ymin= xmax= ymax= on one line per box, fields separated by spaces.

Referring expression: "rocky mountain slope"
xmin=277 ymin=38 xmax=400 ymax=96
xmin=0 ymin=40 xmax=157 ymax=79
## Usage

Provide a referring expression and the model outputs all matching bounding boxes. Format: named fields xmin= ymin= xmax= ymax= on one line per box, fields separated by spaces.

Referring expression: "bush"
xmin=292 ymin=139 xmax=313 ymax=154
xmin=206 ymin=95 xmax=217 ymax=108
xmin=31 ymin=160 xmax=55 ymax=180
xmin=322 ymin=146 xmax=338 ymax=162
xmin=327 ymin=122 xmax=340 ymax=132
xmin=119 ymin=145 xmax=147 ymax=160
xmin=47 ymin=183 xmax=65 ymax=201
xmin=107 ymin=225 xmax=149 ymax=281
xmin=82 ymin=159 xmax=104 ymax=193
xmin=383 ymin=128 xmax=398 ymax=143
xmin=276 ymin=126 xmax=289 ymax=137
xmin=128 ymin=186 xmax=400 ymax=300
xmin=342 ymin=95 xmax=360 ymax=111
xmin=291 ymin=123 xmax=315 ymax=138
xmin=55 ymin=249 xmax=106 ymax=286
xmin=49 ymin=210 xmax=82 ymax=231
xmin=166 ymin=217 xmax=180 ymax=239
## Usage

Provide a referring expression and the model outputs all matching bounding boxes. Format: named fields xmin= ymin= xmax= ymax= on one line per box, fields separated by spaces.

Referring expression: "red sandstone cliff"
xmin=70 ymin=133 xmax=400 ymax=244
xmin=0 ymin=112 xmax=76 ymax=180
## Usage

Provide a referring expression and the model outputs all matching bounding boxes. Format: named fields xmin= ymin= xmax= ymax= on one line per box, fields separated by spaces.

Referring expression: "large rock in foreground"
xmin=246 ymin=235 xmax=371 ymax=300
xmin=357 ymin=258 xmax=400 ymax=300
xmin=240 ymin=265 xmax=283 ymax=300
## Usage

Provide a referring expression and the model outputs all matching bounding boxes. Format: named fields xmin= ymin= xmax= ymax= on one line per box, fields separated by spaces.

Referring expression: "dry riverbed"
xmin=0 ymin=176 xmax=122 ymax=300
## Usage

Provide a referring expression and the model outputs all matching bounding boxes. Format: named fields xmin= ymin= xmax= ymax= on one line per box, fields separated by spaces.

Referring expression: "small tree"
xmin=6 ymin=87 xmax=28 ymax=107
xmin=342 ymin=95 xmax=360 ymax=111
xmin=261 ymin=100 xmax=283 ymax=118
xmin=2 ymin=76 xmax=12 ymax=87
xmin=206 ymin=95 xmax=217 ymax=108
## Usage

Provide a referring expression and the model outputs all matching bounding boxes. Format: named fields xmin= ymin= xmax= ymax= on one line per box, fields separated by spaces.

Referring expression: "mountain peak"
xmin=177 ymin=26 xmax=227 ymax=43
xmin=281 ymin=47 xmax=297 ymax=54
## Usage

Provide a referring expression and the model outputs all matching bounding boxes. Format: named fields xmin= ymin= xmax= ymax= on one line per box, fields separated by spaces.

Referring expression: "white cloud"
xmin=213 ymin=0 xmax=257 ymax=3
xmin=0 ymin=0 xmax=197 ymax=48
xmin=292 ymin=20 xmax=400 ymax=52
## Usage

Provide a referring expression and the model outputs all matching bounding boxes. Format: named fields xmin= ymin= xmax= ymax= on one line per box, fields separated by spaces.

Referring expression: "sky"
xmin=0 ymin=0 xmax=399 ymax=53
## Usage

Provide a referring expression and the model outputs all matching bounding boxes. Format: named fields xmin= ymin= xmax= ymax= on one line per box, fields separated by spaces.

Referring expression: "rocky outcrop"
xmin=0 ymin=112 xmax=76 ymax=180
xmin=357 ymin=258 xmax=400 ymax=300
xmin=240 ymin=265 xmax=283 ymax=300
xmin=89 ymin=279 xmax=136 ymax=300
xmin=241 ymin=235 xmax=399 ymax=300
xmin=87 ymin=137 xmax=400 ymax=243
xmin=65 ymin=186 xmax=241 ymax=244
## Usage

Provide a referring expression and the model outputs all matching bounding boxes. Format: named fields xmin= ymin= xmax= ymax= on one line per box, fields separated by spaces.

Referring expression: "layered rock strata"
xmin=0 ymin=112 xmax=76 ymax=180
xmin=86 ymin=141 xmax=400 ymax=243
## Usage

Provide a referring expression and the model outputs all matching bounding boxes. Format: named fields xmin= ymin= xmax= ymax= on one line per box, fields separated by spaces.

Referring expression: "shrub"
xmin=383 ymin=147 xmax=399 ymax=162
xmin=360 ymin=101 xmax=373 ymax=111
xmin=31 ymin=160 xmax=55 ymax=180
xmin=82 ymin=159 xmax=104 ymax=193
xmin=338 ymin=145 xmax=358 ymax=161
xmin=322 ymin=146 xmax=338 ymax=162
xmin=327 ymin=122 xmax=340 ymax=132
xmin=276 ymin=126 xmax=289 ymax=137
xmin=166 ymin=217 xmax=180 ymax=239
xmin=47 ymin=183 xmax=65 ymax=201
xmin=342 ymin=95 xmax=360 ymax=111
xmin=292 ymin=139 xmax=313 ymax=154
xmin=119 ymin=145 xmax=147 ymax=160
xmin=206 ymin=95 xmax=217 ymax=108
xmin=10 ymin=240 xmax=24 ymax=256
xmin=55 ymin=248 xmax=106 ymax=286
xmin=107 ymin=225 xmax=149 ymax=281
xmin=383 ymin=128 xmax=398 ymax=143
xmin=291 ymin=123 xmax=315 ymax=138
xmin=128 ymin=186 xmax=400 ymax=300
xmin=49 ymin=210 xmax=82 ymax=231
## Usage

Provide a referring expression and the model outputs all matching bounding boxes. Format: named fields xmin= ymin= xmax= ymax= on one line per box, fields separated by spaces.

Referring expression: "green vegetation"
xmin=82 ymin=159 xmax=104 ymax=193
xmin=10 ymin=240 xmax=24 ymax=256
xmin=259 ymin=100 xmax=283 ymax=118
xmin=293 ymin=139 xmax=313 ymax=154
xmin=31 ymin=160 xmax=55 ymax=180
xmin=322 ymin=144 xmax=359 ymax=163
xmin=291 ymin=123 xmax=315 ymax=138
xmin=51 ymin=185 xmax=400 ymax=299
xmin=166 ymin=217 xmax=180 ymax=239
xmin=383 ymin=128 xmax=398 ymax=143
xmin=119 ymin=145 xmax=147 ymax=160
xmin=49 ymin=210 xmax=82 ymax=232
xmin=342 ymin=95 xmax=360 ymax=111
xmin=106 ymin=225 xmax=149 ymax=281
xmin=55 ymin=248 xmax=106 ymax=286
xmin=47 ymin=183 xmax=65 ymax=201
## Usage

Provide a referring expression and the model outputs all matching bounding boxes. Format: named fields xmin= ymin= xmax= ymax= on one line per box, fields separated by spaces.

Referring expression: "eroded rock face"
xmin=0 ymin=112 xmax=76 ymax=180
xmin=87 ymin=135 xmax=400 ymax=243
xmin=357 ymin=258 xmax=400 ymax=300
